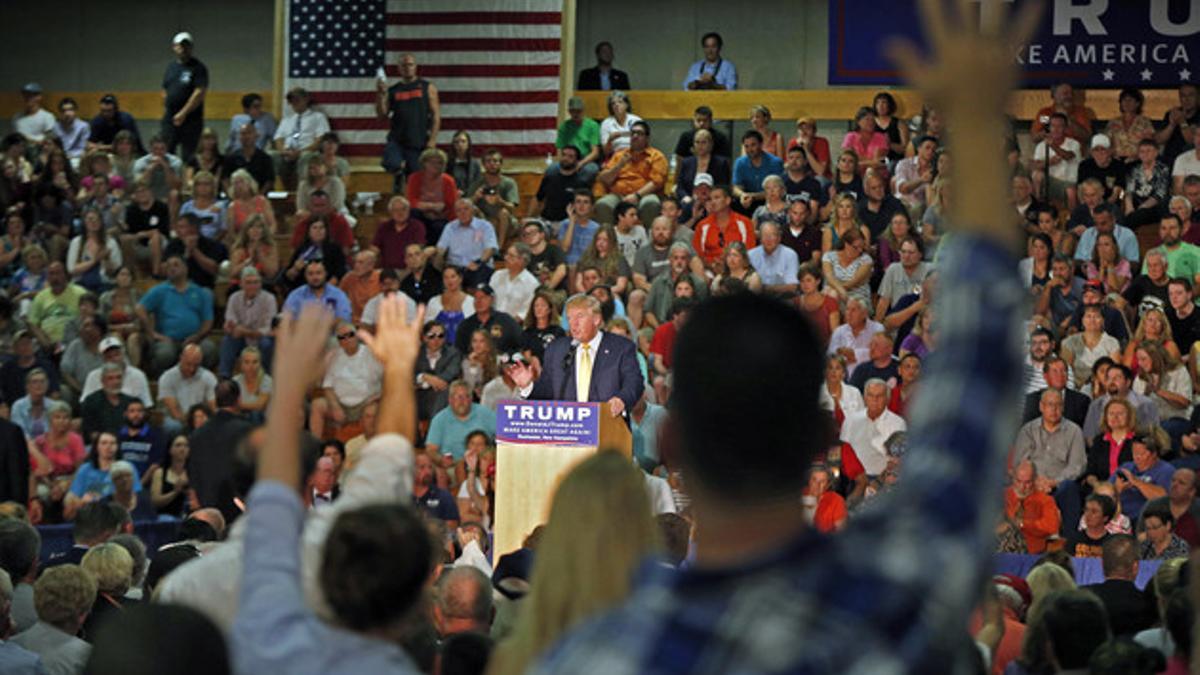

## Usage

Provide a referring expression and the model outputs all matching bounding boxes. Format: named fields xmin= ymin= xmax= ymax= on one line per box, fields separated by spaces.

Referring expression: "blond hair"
xmin=488 ymin=452 xmax=659 ymax=675
xmin=81 ymin=542 xmax=134 ymax=595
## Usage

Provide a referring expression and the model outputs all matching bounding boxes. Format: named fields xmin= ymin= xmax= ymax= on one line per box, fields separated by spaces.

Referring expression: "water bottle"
xmin=545 ymin=152 xmax=553 ymax=167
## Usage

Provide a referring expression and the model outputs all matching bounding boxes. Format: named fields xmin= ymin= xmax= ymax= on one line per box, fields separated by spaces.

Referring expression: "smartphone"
xmin=376 ymin=66 xmax=387 ymax=83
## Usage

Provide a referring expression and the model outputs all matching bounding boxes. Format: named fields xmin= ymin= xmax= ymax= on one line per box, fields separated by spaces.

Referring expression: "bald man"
xmin=157 ymin=343 xmax=217 ymax=436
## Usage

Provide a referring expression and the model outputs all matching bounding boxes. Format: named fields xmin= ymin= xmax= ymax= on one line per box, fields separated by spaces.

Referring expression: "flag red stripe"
xmin=384 ymin=38 xmax=560 ymax=52
xmin=341 ymin=143 xmax=555 ymax=158
xmin=311 ymin=90 xmax=559 ymax=104
xmin=331 ymin=117 xmax=556 ymax=131
xmin=387 ymin=11 xmax=561 ymax=25
xmin=388 ymin=64 xmax=560 ymax=77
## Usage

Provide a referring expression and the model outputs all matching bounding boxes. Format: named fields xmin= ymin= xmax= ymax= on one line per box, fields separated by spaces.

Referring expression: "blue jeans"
xmin=382 ymin=141 xmax=422 ymax=179
xmin=219 ymin=335 xmax=275 ymax=378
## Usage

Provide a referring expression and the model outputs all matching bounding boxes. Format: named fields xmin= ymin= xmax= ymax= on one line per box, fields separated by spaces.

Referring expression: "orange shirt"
xmin=1031 ymin=104 xmax=1096 ymax=144
xmin=813 ymin=491 xmax=847 ymax=533
xmin=595 ymin=147 xmax=668 ymax=198
xmin=1004 ymin=488 xmax=1061 ymax=554
xmin=339 ymin=270 xmax=382 ymax=322
xmin=692 ymin=211 xmax=756 ymax=264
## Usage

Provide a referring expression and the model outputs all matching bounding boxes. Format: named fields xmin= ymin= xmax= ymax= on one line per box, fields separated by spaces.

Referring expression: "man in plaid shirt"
xmin=535 ymin=2 xmax=1042 ymax=673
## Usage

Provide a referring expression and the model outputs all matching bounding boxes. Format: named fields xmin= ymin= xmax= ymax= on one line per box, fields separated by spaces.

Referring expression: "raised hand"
xmin=357 ymin=295 xmax=425 ymax=371
xmin=272 ymin=304 xmax=337 ymax=399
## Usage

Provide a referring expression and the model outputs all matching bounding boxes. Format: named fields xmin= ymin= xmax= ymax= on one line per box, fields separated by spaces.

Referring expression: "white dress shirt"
xmin=840 ymin=408 xmax=907 ymax=475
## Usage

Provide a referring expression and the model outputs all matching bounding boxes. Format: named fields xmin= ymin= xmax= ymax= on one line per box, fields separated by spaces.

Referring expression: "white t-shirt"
xmin=600 ymin=113 xmax=643 ymax=154
xmin=1174 ymin=151 xmax=1200 ymax=179
xmin=323 ymin=346 xmax=383 ymax=407
xmin=616 ymin=225 xmax=648 ymax=268
xmin=361 ymin=291 xmax=418 ymax=327
xmin=12 ymin=109 xmax=56 ymax=142
xmin=1032 ymin=137 xmax=1083 ymax=183
xmin=840 ymin=408 xmax=907 ymax=475
xmin=157 ymin=366 xmax=218 ymax=412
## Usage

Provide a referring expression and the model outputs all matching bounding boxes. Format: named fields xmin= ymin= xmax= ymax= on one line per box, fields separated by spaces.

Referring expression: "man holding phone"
xmin=377 ymin=53 xmax=441 ymax=187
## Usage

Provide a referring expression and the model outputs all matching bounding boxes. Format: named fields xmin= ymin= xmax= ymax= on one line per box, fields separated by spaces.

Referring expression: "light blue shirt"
xmin=425 ymin=404 xmax=497 ymax=460
xmin=69 ymin=462 xmax=142 ymax=499
xmin=233 ymin=482 xmax=421 ymax=675
xmin=283 ymin=284 xmax=352 ymax=321
xmin=1074 ymin=224 xmax=1140 ymax=263
xmin=0 ymin=641 xmax=45 ymax=675
xmin=9 ymin=396 xmax=49 ymax=439
xmin=633 ymin=402 xmax=668 ymax=469
xmin=557 ymin=219 xmax=599 ymax=265
xmin=436 ymin=218 xmax=499 ymax=268
xmin=748 ymin=244 xmax=800 ymax=287
xmin=226 ymin=112 xmax=278 ymax=153
xmin=733 ymin=153 xmax=785 ymax=194
xmin=683 ymin=59 xmax=737 ymax=90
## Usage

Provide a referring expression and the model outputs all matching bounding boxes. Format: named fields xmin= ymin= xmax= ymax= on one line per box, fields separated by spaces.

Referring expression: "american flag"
xmin=286 ymin=0 xmax=562 ymax=159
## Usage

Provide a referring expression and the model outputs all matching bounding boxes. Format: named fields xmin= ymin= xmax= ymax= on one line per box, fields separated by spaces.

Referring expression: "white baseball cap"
xmin=172 ymin=32 xmax=194 ymax=45
xmin=99 ymin=336 xmax=124 ymax=353
xmin=694 ymin=173 xmax=714 ymax=187
xmin=1090 ymin=134 xmax=1111 ymax=149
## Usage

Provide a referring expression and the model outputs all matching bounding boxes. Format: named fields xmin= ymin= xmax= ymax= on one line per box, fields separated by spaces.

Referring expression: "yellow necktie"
xmin=577 ymin=343 xmax=592 ymax=402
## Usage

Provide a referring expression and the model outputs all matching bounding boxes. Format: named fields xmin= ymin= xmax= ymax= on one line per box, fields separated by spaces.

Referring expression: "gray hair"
xmin=110 ymin=460 xmax=136 ymax=479
xmin=668 ymin=241 xmax=691 ymax=257
xmin=1145 ymin=249 xmax=1167 ymax=265
xmin=762 ymin=174 xmax=785 ymax=191
xmin=510 ymin=242 xmax=532 ymax=266
xmin=239 ymin=265 xmax=262 ymax=282
xmin=101 ymin=362 xmax=124 ymax=377
xmin=864 ymin=378 xmax=889 ymax=395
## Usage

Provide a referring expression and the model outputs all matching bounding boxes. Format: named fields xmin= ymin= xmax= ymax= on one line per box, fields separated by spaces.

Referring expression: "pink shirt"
xmin=35 ymin=432 xmax=86 ymax=477
xmin=841 ymin=132 xmax=889 ymax=168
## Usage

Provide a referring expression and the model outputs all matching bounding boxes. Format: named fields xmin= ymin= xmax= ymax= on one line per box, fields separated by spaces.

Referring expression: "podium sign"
xmin=493 ymin=400 xmax=627 ymax=556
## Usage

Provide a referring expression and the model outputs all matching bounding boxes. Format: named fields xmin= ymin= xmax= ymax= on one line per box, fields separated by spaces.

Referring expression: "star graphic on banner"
xmin=1140 ymin=68 xmax=1153 ymax=81
xmin=1182 ymin=69 xmax=1193 ymax=81
xmin=1101 ymin=69 xmax=1115 ymax=81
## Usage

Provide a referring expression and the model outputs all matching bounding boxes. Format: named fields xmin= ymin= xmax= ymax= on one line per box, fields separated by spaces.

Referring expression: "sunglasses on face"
xmin=426 ymin=332 xmax=445 ymax=339
xmin=336 ymin=332 xmax=356 ymax=340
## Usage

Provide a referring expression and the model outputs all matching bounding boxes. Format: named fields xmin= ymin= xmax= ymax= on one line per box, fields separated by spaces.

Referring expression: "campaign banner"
xmin=496 ymin=400 xmax=600 ymax=446
xmin=828 ymin=0 xmax=1198 ymax=87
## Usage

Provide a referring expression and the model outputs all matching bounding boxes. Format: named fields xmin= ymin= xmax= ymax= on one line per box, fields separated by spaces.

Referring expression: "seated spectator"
xmin=10 ymin=564 xmax=95 ymax=674
xmin=1104 ymin=87 xmax=1155 ymax=165
xmin=100 ymin=461 xmax=156 ymax=522
xmin=1125 ymin=139 xmax=1171 ymax=230
xmin=675 ymin=130 xmax=731 ymax=206
xmin=105 ymin=130 xmax=140 ymax=189
xmin=1131 ymin=342 xmax=1192 ymax=449
xmin=426 ymin=381 xmax=496 ymax=464
xmin=1083 ymin=534 xmax=1158 ymax=636
xmin=752 ymin=176 xmax=791 ymax=233
xmin=179 ymin=171 xmax=227 ymax=242
xmin=1014 ymin=386 xmax=1087 ymax=480
xmin=299 ymin=132 xmax=352 ymax=188
xmin=415 ymin=320 xmax=462 ymax=423
xmin=1174 ymin=126 xmax=1200 ymax=194
xmin=432 ymin=565 xmax=492 ymax=638
xmin=283 ymin=218 xmax=347 ymax=289
xmin=692 ymin=186 xmax=755 ymax=268
xmin=847 ymin=333 xmax=899 ymax=390
xmin=467 ymin=149 xmax=519 ymax=247
xmin=157 ymin=344 xmax=217 ymax=437
xmin=407 ymin=148 xmax=458 ymax=243
xmin=1139 ymin=468 xmax=1200 ymax=549
xmin=488 ymin=452 xmax=658 ymax=675
xmin=996 ymin=461 xmax=1062 ymax=554
xmin=1139 ymin=504 xmax=1190 ymax=560
xmin=136 ymin=254 xmax=215 ymax=374
xmin=273 ymin=87 xmax=330 ymax=190
xmin=554 ymin=98 xmax=601 ymax=183
xmin=1077 ymin=138 xmax=1128 ymax=205
xmin=226 ymin=215 xmax=280 ymax=289
xmin=119 ymin=181 xmax=169 ymax=277
xmin=522 ymin=220 xmax=567 ymax=293
xmin=426 ymin=266 xmax=475 ymax=345
xmin=1021 ymin=355 xmax=1090 ymax=428
xmin=594 ymin=120 xmax=665 ymax=227
xmin=1070 ymin=494 xmax=1119 ymax=561
xmin=598 ymin=90 xmax=641 ymax=158
xmin=643 ymin=243 xmax=706 ymax=327
xmin=806 ymin=465 xmax=846 ymax=533
xmin=857 ymin=170 xmax=905 ymax=240
xmin=87 ymin=93 xmax=144 ymax=154
xmin=710 ymin=241 xmax=760 ymax=295
xmin=839 ymin=379 xmax=906 ymax=503
xmin=632 ymin=215 xmax=685 ymax=293
xmin=826 ymin=297 xmax=883 ymax=381
xmin=0 ymin=518 xmax=40 ymax=634
xmin=435 ymin=198 xmax=498 ymax=288
xmin=147 ymin=433 xmax=192 ymax=517
xmin=221 ymin=122 xmax=275 ymax=194
xmin=184 ymin=128 xmax=224 ymax=190
xmin=132 ymin=135 xmax=183 ymax=210
xmin=575 ymin=226 xmax=630 ymax=297
xmin=1032 ymin=125 xmax=1083 ymax=213
xmin=67 ymin=208 xmax=122 ymax=293
xmin=648 ymin=298 xmax=693 ymax=390
xmin=296 ymin=160 xmax=350 ymax=227
xmin=1113 ymin=435 xmax=1174 ymax=521
xmin=81 ymin=364 xmax=135 ymax=444
xmin=412 ymin=450 xmax=459 ymax=529
xmin=289 ymin=190 xmax=355 ymax=256
xmin=454 ymin=284 xmax=521 ymax=356
xmin=674 ymin=106 xmax=733 ymax=168
xmin=556 ymin=190 xmax=600 ymax=267
xmin=66 ymin=432 xmax=140 ymax=520
xmin=1077 ymin=212 xmax=1137 ymax=294
xmin=460 ymin=328 xmax=498 ymax=400
xmin=81 ymin=336 xmax=152 ymax=408
xmin=225 ymin=92 xmax=277 ymax=154
xmin=874 ymin=236 xmax=928 ymax=322
xmin=822 ymin=227 xmax=872 ymax=309
xmin=309 ymin=321 xmax=381 ymax=439
xmin=535 ymin=146 xmax=594 ymax=224
xmin=80 ymin=542 xmax=133 ymax=639
xmin=489 ymin=243 xmax=539 ymax=321
xmin=682 ymin=32 xmax=736 ymax=90
xmin=10 ymin=368 xmax=52 ymax=439
xmin=1123 ymin=249 xmax=1172 ymax=313
xmin=361 ymin=268 xmax=418 ymax=331
xmin=225 ymin=170 xmax=277 ymax=244
xmin=12 ymin=83 xmax=55 ymax=145
xmin=27 ymin=262 xmax=88 ymax=353
xmin=113 ymin=399 xmax=163 ymax=479
xmin=370 ymin=196 xmax=426 ymax=271
xmin=8 ymin=243 xmax=48 ymax=314
xmin=231 ymin=346 xmax=272 ymax=422
xmin=339 ymin=250 xmax=381 ymax=324
xmin=33 ymin=401 xmax=85 ymax=479
xmin=282 ymin=259 xmax=352 ymax=322
xmin=521 ymin=292 xmax=565 ymax=365
xmin=731 ymin=130 xmax=783 ymax=216
xmin=163 ymin=213 xmax=227 ymax=289
xmin=1036 ymin=254 xmax=1083 ymax=335
xmin=78 ymin=170 xmax=124 ymax=232
xmin=841 ymin=107 xmax=889 ymax=178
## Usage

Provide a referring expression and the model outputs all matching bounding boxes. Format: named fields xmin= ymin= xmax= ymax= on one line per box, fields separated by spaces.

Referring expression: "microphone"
xmin=559 ymin=339 xmax=578 ymax=401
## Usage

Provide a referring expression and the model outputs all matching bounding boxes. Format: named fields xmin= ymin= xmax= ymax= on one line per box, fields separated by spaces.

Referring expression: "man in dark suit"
xmin=188 ymin=379 xmax=253 ymax=522
xmin=43 ymin=502 xmax=125 ymax=569
xmin=1081 ymin=534 xmax=1157 ymax=636
xmin=507 ymin=294 xmax=643 ymax=418
xmin=577 ymin=42 xmax=631 ymax=91
xmin=0 ymin=417 xmax=29 ymax=505
xmin=1022 ymin=356 xmax=1089 ymax=428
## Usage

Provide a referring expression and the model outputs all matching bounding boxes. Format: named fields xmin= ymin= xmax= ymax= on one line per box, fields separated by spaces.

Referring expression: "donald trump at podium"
xmin=507 ymin=294 xmax=644 ymax=418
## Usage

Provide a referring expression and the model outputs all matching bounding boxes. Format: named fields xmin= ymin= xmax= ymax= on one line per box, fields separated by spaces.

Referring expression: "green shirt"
xmin=28 ymin=283 xmax=88 ymax=343
xmin=1143 ymin=242 xmax=1200 ymax=281
xmin=556 ymin=118 xmax=601 ymax=158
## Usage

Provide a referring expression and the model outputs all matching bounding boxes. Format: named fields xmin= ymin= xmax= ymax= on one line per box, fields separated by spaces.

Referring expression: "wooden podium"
xmin=492 ymin=400 xmax=631 ymax=557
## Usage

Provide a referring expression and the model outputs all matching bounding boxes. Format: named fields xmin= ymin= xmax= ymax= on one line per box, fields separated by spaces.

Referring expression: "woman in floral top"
xmin=1124 ymin=138 xmax=1171 ymax=229
xmin=1105 ymin=88 xmax=1156 ymax=163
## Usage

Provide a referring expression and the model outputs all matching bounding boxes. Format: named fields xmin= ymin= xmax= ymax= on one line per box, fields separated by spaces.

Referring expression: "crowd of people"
xmin=1 ymin=3 xmax=1199 ymax=674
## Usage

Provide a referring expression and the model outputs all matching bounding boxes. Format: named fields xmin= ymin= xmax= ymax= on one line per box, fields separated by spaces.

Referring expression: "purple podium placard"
xmin=496 ymin=400 xmax=600 ymax=446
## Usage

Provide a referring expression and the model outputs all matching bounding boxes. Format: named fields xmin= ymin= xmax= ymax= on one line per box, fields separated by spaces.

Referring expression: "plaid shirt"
xmin=534 ymin=234 xmax=1026 ymax=675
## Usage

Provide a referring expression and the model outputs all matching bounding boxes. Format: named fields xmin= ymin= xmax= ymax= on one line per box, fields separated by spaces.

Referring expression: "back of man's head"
xmin=1041 ymin=589 xmax=1110 ymax=669
xmin=435 ymin=566 xmax=493 ymax=634
xmin=214 ymin=379 xmax=241 ymax=410
xmin=0 ymin=518 xmax=41 ymax=582
xmin=656 ymin=513 xmax=690 ymax=566
xmin=670 ymin=294 xmax=827 ymax=500
xmin=34 ymin=564 xmax=97 ymax=632
xmin=1100 ymin=534 xmax=1138 ymax=579
xmin=88 ymin=603 xmax=231 ymax=675
xmin=440 ymin=631 xmax=494 ymax=675
xmin=144 ymin=543 xmax=201 ymax=597
xmin=73 ymin=501 xmax=124 ymax=545
xmin=320 ymin=503 xmax=434 ymax=633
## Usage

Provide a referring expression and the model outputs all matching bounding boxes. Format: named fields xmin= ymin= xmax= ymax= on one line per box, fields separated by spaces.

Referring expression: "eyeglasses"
xmin=336 ymin=332 xmax=356 ymax=340
xmin=425 ymin=332 xmax=445 ymax=339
